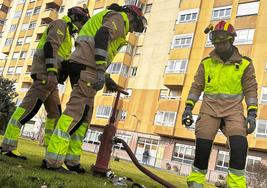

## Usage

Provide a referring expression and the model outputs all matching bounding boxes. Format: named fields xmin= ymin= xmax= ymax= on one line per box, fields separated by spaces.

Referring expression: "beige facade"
xmin=1 ymin=0 xmax=267 ymax=183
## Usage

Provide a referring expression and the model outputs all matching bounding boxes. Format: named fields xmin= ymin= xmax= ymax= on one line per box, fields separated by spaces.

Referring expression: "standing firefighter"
xmin=0 ymin=7 xmax=89 ymax=159
xmin=42 ymin=3 xmax=147 ymax=173
xmin=183 ymin=20 xmax=258 ymax=188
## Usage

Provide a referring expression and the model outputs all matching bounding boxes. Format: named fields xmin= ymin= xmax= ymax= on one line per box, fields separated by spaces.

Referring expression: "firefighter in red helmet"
xmin=184 ymin=20 xmax=258 ymax=188
xmin=42 ymin=3 xmax=147 ymax=174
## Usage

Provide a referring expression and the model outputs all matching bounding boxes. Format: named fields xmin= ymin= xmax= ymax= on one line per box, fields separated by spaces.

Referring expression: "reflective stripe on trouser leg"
xmin=187 ymin=165 xmax=207 ymax=188
xmin=44 ymin=118 xmax=56 ymax=146
xmin=65 ymin=122 xmax=88 ymax=165
xmin=1 ymin=107 xmax=26 ymax=150
xmin=227 ymin=168 xmax=246 ymax=188
xmin=45 ymin=114 xmax=72 ymax=168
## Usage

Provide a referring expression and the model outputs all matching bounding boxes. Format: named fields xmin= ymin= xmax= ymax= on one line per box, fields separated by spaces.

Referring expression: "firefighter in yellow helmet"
xmin=183 ymin=20 xmax=258 ymax=188
xmin=0 ymin=7 xmax=89 ymax=159
xmin=42 ymin=3 xmax=147 ymax=173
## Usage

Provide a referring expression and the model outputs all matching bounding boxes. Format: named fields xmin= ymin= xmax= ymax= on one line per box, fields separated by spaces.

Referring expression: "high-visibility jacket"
xmin=70 ymin=10 xmax=129 ymax=71
xmin=31 ymin=16 xmax=74 ymax=75
xmin=186 ymin=47 xmax=258 ymax=117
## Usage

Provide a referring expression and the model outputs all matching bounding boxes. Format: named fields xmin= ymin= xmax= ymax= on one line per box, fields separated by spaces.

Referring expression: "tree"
xmin=0 ymin=76 xmax=18 ymax=134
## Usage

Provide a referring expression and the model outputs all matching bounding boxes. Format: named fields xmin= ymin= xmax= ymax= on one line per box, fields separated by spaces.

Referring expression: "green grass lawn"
xmin=0 ymin=136 xmax=215 ymax=188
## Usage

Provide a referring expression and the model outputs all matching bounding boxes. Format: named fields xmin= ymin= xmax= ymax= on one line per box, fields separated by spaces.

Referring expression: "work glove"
xmin=92 ymin=70 xmax=105 ymax=91
xmin=105 ymin=74 xmax=119 ymax=92
xmin=244 ymin=109 xmax=257 ymax=134
xmin=45 ymin=72 xmax=58 ymax=90
xmin=182 ymin=105 xmax=194 ymax=127
xmin=57 ymin=60 xmax=69 ymax=84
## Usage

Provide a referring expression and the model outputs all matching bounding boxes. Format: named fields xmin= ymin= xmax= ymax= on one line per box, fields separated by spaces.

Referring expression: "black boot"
xmin=1 ymin=149 xmax=27 ymax=160
xmin=42 ymin=160 xmax=73 ymax=174
xmin=64 ymin=162 xmax=85 ymax=173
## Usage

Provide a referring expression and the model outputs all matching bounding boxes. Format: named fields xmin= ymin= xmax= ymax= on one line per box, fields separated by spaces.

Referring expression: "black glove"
xmin=57 ymin=60 xmax=69 ymax=84
xmin=92 ymin=70 xmax=105 ymax=91
xmin=244 ymin=109 xmax=257 ymax=134
xmin=105 ymin=74 xmax=118 ymax=92
xmin=182 ymin=105 xmax=194 ymax=127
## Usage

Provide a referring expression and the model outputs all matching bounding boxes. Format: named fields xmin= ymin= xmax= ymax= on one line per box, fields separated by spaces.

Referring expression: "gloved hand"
xmin=92 ymin=70 xmax=105 ymax=91
xmin=244 ymin=109 xmax=257 ymax=134
xmin=58 ymin=60 xmax=69 ymax=84
xmin=105 ymin=74 xmax=118 ymax=92
xmin=45 ymin=73 xmax=58 ymax=90
xmin=182 ymin=105 xmax=194 ymax=127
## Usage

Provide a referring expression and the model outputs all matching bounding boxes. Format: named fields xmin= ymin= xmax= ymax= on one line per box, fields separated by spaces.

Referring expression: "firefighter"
xmin=42 ymin=3 xmax=147 ymax=173
xmin=183 ymin=20 xmax=258 ymax=188
xmin=0 ymin=7 xmax=89 ymax=159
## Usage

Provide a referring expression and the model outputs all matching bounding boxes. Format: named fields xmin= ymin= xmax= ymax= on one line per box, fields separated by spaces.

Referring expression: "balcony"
xmin=22 ymin=74 xmax=32 ymax=82
xmin=163 ymin=73 xmax=185 ymax=89
xmin=154 ymin=125 xmax=174 ymax=136
xmin=126 ymin=33 xmax=137 ymax=45
xmin=36 ymin=24 xmax=48 ymax=35
xmin=45 ymin=0 xmax=62 ymax=8
xmin=40 ymin=9 xmax=58 ymax=24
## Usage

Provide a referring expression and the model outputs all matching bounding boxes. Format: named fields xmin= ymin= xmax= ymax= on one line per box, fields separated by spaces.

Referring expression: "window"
xmin=171 ymin=34 xmax=193 ymax=48
xmin=84 ymin=129 xmax=102 ymax=144
xmin=17 ymin=38 xmax=24 ymax=45
xmin=4 ymin=38 xmax=13 ymax=46
xmin=18 ymin=0 xmax=25 ymax=4
xmin=128 ymin=67 xmax=137 ymax=77
xmin=159 ymin=89 xmax=181 ymax=100
xmin=29 ymin=0 xmax=36 ymax=2
xmin=172 ymin=143 xmax=195 ymax=164
xmin=135 ymin=46 xmax=142 ymax=55
xmin=125 ymin=0 xmax=138 ymax=5
xmin=26 ymin=9 xmax=33 ymax=16
xmin=234 ymin=29 xmax=255 ymax=45
xmin=25 ymin=36 xmax=32 ymax=44
xmin=177 ymin=9 xmax=199 ymax=23
xmin=9 ymin=24 xmax=17 ymax=32
xmin=29 ymin=21 xmax=36 ymax=29
xmin=246 ymin=155 xmax=261 ymax=172
xmin=12 ymin=52 xmax=20 ymax=59
xmin=211 ymin=6 xmax=231 ymax=20
xmin=33 ymin=7 xmax=41 ymax=15
xmin=0 ymin=67 xmax=4 ymax=75
xmin=256 ymin=119 xmax=267 ymax=138
xmin=126 ymin=44 xmax=134 ymax=56
xmin=237 ymin=1 xmax=259 ymax=17
xmin=7 ymin=67 xmax=15 ymax=74
xmin=117 ymin=110 xmax=127 ymax=121
xmin=154 ymin=111 xmax=177 ymax=127
xmin=216 ymin=151 xmax=229 ymax=171
xmin=26 ymin=65 xmax=31 ymax=74
xmin=96 ymin=106 xmax=112 ymax=119
xmin=21 ymin=23 xmax=29 ymax=30
xmin=106 ymin=63 xmax=129 ymax=77
xmin=93 ymin=8 xmax=104 ymax=16
xmin=166 ymin=59 xmax=188 ymax=73
xmin=145 ymin=4 xmax=152 ymax=13
xmin=260 ymin=87 xmax=267 ymax=104
xmin=20 ymin=51 xmax=27 ymax=59
xmin=59 ymin=6 xmax=65 ymax=13
xmin=113 ymin=134 xmax=131 ymax=150
xmin=13 ymin=11 xmax=22 ymax=18
xmin=30 ymin=49 xmax=36 ymax=57
xmin=0 ymin=19 xmax=5 ymax=25
xmin=15 ymin=66 xmax=23 ymax=74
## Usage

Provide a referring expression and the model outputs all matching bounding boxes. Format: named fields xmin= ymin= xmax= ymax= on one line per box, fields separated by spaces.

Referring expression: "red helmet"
xmin=209 ymin=21 xmax=237 ymax=43
xmin=68 ymin=6 xmax=90 ymax=24
xmin=122 ymin=5 xmax=147 ymax=33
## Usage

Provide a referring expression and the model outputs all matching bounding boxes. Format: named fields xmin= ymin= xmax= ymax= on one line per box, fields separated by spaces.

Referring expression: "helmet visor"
xmin=133 ymin=16 xmax=147 ymax=33
xmin=209 ymin=30 xmax=233 ymax=43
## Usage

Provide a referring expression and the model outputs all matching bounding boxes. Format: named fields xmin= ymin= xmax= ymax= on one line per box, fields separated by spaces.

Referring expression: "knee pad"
xmin=194 ymin=138 xmax=213 ymax=170
xmin=229 ymin=135 xmax=248 ymax=170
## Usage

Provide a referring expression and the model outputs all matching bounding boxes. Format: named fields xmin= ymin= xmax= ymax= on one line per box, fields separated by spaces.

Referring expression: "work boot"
xmin=42 ymin=160 xmax=73 ymax=174
xmin=64 ymin=162 xmax=86 ymax=173
xmin=1 ymin=149 xmax=27 ymax=160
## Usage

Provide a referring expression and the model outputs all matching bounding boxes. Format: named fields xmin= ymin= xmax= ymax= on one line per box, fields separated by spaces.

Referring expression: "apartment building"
xmin=0 ymin=0 xmax=267 ymax=182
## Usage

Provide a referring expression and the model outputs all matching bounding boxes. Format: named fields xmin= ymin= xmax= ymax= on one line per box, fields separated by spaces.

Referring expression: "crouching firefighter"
xmin=182 ymin=21 xmax=258 ymax=188
xmin=42 ymin=3 xmax=147 ymax=174
xmin=0 ymin=6 xmax=89 ymax=159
